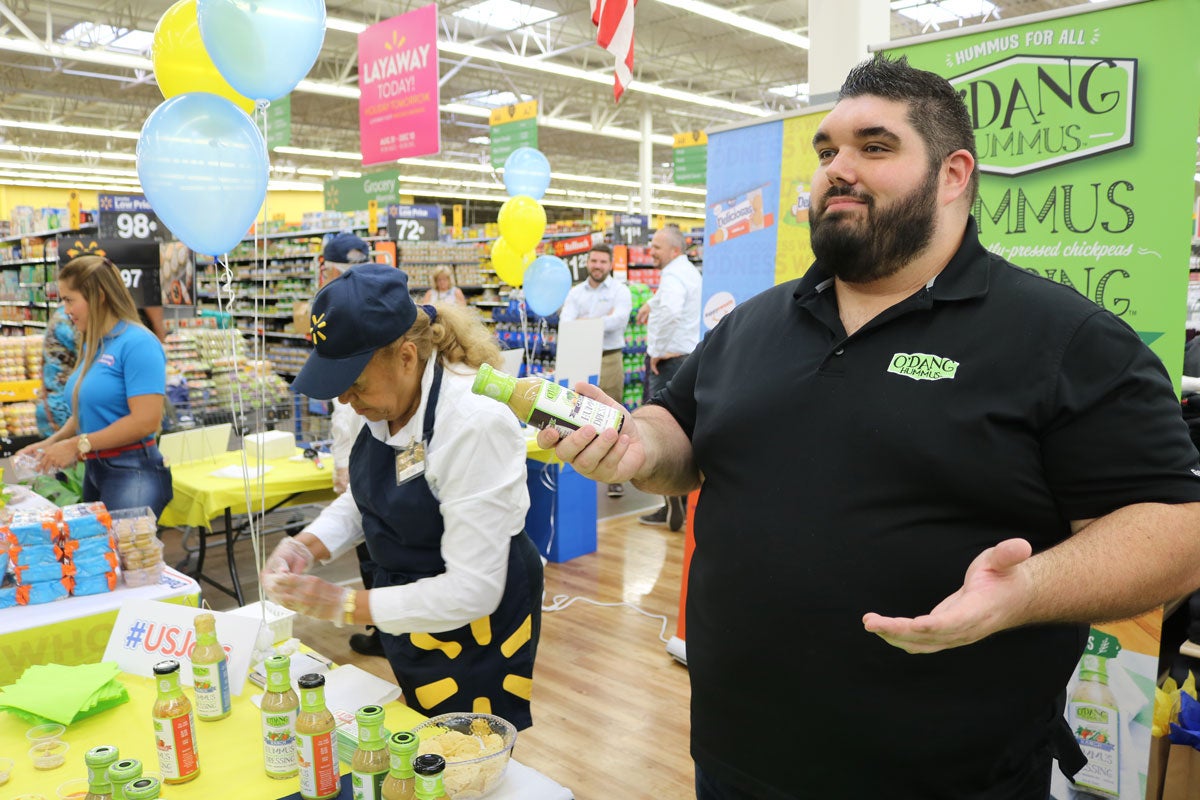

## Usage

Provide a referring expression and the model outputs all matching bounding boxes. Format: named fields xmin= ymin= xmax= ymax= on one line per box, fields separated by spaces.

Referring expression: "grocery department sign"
xmin=323 ymin=172 xmax=401 ymax=212
xmin=951 ymin=55 xmax=1136 ymax=176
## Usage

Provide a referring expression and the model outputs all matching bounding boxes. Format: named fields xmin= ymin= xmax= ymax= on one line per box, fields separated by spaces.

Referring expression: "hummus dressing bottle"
xmin=295 ymin=673 xmax=339 ymax=800
xmin=83 ymin=745 xmax=119 ymax=800
xmin=351 ymin=704 xmax=390 ymax=800
xmin=261 ymin=654 xmax=300 ymax=779
xmin=190 ymin=613 xmax=231 ymax=721
xmin=381 ymin=731 xmax=419 ymax=800
xmin=472 ymin=364 xmax=626 ymax=437
xmin=412 ymin=754 xmax=449 ymax=800
xmin=151 ymin=659 xmax=200 ymax=784
xmin=1069 ymin=654 xmax=1121 ymax=797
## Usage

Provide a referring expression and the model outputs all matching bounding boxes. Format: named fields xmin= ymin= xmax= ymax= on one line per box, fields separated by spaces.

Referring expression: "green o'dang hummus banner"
xmin=885 ymin=1 xmax=1200 ymax=797
xmin=886 ymin=0 xmax=1200 ymax=381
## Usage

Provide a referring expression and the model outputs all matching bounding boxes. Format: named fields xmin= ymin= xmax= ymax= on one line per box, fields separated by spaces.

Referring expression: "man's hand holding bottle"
xmin=535 ymin=382 xmax=645 ymax=485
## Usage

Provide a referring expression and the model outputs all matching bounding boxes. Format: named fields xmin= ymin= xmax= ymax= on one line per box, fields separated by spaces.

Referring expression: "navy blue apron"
xmin=349 ymin=362 xmax=542 ymax=729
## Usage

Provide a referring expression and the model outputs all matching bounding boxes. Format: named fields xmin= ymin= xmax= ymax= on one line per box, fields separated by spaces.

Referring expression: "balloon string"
xmin=248 ymin=98 xmax=272 ymax=613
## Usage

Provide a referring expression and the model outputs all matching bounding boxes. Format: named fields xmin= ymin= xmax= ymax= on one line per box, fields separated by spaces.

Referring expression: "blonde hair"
xmin=58 ymin=255 xmax=146 ymax=414
xmin=431 ymin=265 xmax=455 ymax=288
xmin=378 ymin=303 xmax=500 ymax=370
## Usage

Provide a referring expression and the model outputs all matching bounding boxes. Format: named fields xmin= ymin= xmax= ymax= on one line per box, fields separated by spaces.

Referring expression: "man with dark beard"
xmin=539 ymin=55 xmax=1200 ymax=800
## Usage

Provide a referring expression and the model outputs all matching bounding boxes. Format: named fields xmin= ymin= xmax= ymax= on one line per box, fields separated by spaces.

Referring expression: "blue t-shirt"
xmin=65 ymin=322 xmax=166 ymax=433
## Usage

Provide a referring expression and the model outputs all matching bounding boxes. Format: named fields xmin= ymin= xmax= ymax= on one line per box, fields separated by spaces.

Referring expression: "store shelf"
xmin=0 ymin=223 xmax=96 ymax=245
xmin=0 ymin=320 xmax=46 ymax=328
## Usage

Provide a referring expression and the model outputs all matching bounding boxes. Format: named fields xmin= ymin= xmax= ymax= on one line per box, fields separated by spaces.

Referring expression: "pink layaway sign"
xmin=358 ymin=4 xmax=440 ymax=166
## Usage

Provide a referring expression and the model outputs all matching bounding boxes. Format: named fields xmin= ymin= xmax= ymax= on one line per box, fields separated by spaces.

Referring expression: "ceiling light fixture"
xmin=0 ymin=118 xmax=140 ymax=139
xmin=651 ymin=0 xmax=809 ymax=49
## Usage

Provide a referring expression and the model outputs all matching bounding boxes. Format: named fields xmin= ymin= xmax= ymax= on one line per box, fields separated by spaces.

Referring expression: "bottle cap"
xmin=356 ymin=704 xmax=385 ymax=727
xmin=108 ymin=758 xmax=143 ymax=784
xmin=152 ymin=660 xmax=179 ymax=675
xmin=388 ymin=730 xmax=419 ymax=756
xmin=194 ymin=612 xmax=216 ymax=632
xmin=413 ymin=753 xmax=446 ymax=776
xmin=471 ymin=363 xmax=515 ymax=403
xmin=297 ymin=673 xmax=325 ymax=689
xmin=84 ymin=745 xmax=119 ymax=768
xmin=124 ymin=776 xmax=162 ymax=799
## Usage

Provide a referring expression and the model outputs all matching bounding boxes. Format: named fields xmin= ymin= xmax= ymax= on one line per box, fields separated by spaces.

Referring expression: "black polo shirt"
xmin=655 ymin=219 xmax=1200 ymax=799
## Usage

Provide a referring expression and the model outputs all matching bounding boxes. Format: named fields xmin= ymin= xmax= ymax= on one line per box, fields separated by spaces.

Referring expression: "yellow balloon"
xmin=497 ymin=196 xmax=547 ymax=253
xmin=491 ymin=238 xmax=534 ymax=288
xmin=153 ymin=0 xmax=255 ymax=113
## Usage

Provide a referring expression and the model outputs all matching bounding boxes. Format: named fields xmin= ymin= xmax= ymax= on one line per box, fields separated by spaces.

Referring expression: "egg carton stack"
xmin=111 ymin=506 xmax=164 ymax=587
xmin=1 ymin=511 xmax=71 ymax=607
xmin=58 ymin=502 xmax=118 ymax=597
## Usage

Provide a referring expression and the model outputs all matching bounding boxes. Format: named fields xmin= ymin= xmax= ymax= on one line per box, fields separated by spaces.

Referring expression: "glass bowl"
xmin=411 ymin=712 xmax=517 ymax=799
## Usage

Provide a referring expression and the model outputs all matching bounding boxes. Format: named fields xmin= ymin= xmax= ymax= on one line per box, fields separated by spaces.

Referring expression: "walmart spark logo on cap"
xmin=310 ymin=312 xmax=327 ymax=342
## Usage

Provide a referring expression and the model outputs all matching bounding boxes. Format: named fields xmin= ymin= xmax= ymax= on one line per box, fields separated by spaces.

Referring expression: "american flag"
xmin=591 ymin=0 xmax=636 ymax=101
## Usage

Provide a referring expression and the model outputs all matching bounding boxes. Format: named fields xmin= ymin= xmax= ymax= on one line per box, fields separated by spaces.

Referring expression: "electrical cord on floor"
xmin=541 ymin=591 xmax=672 ymax=644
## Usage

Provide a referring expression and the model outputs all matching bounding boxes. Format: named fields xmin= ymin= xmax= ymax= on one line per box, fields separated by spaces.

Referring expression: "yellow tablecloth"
xmin=160 ymin=449 xmax=337 ymax=529
xmin=0 ymin=671 xmax=428 ymax=799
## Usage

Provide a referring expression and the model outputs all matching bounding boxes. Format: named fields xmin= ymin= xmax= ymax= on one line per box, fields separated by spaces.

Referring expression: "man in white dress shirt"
xmin=635 ymin=225 xmax=701 ymax=530
xmin=560 ymin=243 xmax=633 ymax=497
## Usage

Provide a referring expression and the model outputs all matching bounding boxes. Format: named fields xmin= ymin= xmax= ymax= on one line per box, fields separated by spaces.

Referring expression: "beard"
xmin=809 ymin=167 xmax=939 ymax=284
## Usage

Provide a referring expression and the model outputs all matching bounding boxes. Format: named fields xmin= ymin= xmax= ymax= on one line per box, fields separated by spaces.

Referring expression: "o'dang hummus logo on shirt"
xmin=951 ymin=55 xmax=1136 ymax=176
xmin=888 ymin=353 xmax=960 ymax=382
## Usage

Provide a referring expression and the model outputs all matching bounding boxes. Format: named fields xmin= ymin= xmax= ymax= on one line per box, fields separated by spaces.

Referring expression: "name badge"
xmin=395 ymin=440 xmax=426 ymax=485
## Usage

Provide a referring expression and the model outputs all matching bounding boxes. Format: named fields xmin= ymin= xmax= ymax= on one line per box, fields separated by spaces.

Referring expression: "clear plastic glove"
xmin=262 ymin=572 xmax=350 ymax=624
xmin=333 ymin=467 xmax=350 ymax=494
xmin=263 ymin=536 xmax=315 ymax=576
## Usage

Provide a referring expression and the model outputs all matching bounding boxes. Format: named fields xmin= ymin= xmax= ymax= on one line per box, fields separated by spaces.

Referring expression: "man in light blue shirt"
xmin=560 ymin=243 xmax=633 ymax=498
xmin=635 ymin=225 xmax=702 ymax=530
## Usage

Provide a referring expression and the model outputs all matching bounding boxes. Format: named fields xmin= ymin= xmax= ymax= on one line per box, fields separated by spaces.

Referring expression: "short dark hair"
xmin=839 ymin=55 xmax=979 ymax=203
xmin=590 ymin=243 xmax=613 ymax=257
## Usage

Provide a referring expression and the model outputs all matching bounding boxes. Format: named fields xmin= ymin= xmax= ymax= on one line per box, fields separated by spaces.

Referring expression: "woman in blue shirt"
xmin=21 ymin=255 xmax=173 ymax=516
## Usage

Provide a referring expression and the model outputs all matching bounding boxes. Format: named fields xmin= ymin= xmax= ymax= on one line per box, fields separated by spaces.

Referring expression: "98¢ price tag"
xmin=115 ymin=212 xmax=158 ymax=240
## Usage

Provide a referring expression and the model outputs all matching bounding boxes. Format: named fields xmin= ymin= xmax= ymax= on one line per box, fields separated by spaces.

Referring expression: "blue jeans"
xmin=82 ymin=444 xmax=174 ymax=518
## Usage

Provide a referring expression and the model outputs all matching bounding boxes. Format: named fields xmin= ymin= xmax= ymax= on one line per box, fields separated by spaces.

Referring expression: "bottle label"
xmin=297 ymin=730 xmax=338 ymax=798
xmin=154 ymin=711 xmax=199 ymax=779
xmin=529 ymin=382 xmax=623 ymax=437
xmin=351 ymin=768 xmax=387 ymax=800
xmin=414 ymin=772 xmax=444 ymax=798
xmin=1069 ymin=700 xmax=1120 ymax=796
xmin=194 ymin=660 xmax=232 ymax=718
xmin=262 ymin=708 xmax=298 ymax=776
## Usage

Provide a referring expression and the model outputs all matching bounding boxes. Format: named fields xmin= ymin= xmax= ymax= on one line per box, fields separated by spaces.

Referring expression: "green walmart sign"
xmin=951 ymin=56 xmax=1136 ymax=176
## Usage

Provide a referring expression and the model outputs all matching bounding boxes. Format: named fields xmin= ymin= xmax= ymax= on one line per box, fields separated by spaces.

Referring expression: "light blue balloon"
xmin=524 ymin=255 xmax=572 ymax=317
xmin=504 ymin=147 xmax=551 ymax=200
xmin=137 ymin=93 xmax=268 ymax=257
xmin=197 ymin=0 xmax=326 ymax=102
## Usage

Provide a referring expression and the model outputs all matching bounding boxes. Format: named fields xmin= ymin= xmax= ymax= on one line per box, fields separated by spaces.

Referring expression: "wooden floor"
xmin=163 ymin=494 xmax=696 ymax=800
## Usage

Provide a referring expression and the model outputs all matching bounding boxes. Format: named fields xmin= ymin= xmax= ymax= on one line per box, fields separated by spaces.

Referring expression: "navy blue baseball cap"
xmin=322 ymin=232 xmax=371 ymax=264
xmin=293 ymin=263 xmax=416 ymax=400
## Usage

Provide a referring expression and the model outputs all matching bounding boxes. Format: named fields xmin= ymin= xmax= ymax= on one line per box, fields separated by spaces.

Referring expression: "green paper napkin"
xmin=0 ymin=661 xmax=125 ymax=725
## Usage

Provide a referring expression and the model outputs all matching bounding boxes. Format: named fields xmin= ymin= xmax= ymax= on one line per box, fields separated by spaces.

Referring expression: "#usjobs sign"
xmin=952 ymin=56 xmax=1136 ymax=176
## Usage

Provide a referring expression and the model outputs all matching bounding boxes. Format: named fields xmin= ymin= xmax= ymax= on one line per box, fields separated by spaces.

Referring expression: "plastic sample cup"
xmin=25 ymin=724 xmax=65 ymax=745
xmin=0 ymin=756 xmax=14 ymax=784
xmin=28 ymin=739 xmax=69 ymax=770
xmin=55 ymin=777 xmax=89 ymax=799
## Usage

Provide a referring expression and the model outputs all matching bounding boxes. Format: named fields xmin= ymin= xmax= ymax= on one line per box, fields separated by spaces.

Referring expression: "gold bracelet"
xmin=341 ymin=589 xmax=357 ymax=628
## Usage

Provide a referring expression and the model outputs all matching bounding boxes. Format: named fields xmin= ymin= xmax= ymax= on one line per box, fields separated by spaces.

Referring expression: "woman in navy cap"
xmin=261 ymin=263 xmax=542 ymax=729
